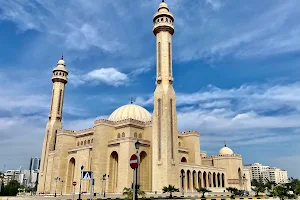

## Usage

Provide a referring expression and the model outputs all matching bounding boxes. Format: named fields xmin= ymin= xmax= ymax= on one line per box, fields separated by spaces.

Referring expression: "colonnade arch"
xmin=180 ymin=169 xmax=226 ymax=193
xmin=108 ymin=151 xmax=118 ymax=193
xmin=66 ymin=158 xmax=76 ymax=194
xmin=139 ymin=151 xmax=151 ymax=191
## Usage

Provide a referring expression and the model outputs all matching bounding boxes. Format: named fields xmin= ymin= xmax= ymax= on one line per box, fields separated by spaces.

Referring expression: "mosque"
xmin=37 ymin=1 xmax=251 ymax=195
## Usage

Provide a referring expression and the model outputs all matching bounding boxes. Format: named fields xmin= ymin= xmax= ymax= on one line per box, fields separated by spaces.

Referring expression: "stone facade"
xmin=37 ymin=1 xmax=250 ymax=195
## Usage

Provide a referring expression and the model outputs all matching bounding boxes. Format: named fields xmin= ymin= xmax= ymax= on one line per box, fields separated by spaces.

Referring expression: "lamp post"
xmin=102 ymin=174 xmax=109 ymax=197
xmin=134 ymin=140 xmax=141 ymax=200
xmin=79 ymin=165 xmax=84 ymax=200
xmin=60 ymin=180 xmax=64 ymax=196
xmin=54 ymin=177 xmax=60 ymax=197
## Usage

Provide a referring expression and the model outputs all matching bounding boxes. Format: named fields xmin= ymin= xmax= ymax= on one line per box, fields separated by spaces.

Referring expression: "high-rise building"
xmin=244 ymin=163 xmax=289 ymax=184
xmin=261 ymin=168 xmax=288 ymax=184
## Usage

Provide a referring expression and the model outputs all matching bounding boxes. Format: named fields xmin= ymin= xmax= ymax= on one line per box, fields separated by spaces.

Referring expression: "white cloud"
xmin=69 ymin=68 xmax=128 ymax=87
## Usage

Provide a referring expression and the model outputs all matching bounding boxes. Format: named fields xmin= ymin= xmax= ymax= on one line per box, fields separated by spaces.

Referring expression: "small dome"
xmin=108 ymin=104 xmax=152 ymax=122
xmin=218 ymin=146 xmax=234 ymax=155
xmin=158 ymin=2 xmax=169 ymax=12
xmin=57 ymin=59 xmax=65 ymax=65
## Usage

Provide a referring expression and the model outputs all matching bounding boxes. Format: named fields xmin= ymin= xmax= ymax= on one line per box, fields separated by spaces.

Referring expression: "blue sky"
xmin=0 ymin=0 xmax=300 ymax=178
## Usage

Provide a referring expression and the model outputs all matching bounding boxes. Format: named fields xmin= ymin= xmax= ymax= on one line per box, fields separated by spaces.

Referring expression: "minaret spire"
xmin=152 ymin=0 xmax=179 ymax=191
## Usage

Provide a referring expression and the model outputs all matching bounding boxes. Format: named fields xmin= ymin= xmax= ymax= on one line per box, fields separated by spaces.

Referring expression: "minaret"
xmin=152 ymin=1 xmax=179 ymax=191
xmin=38 ymin=56 xmax=68 ymax=193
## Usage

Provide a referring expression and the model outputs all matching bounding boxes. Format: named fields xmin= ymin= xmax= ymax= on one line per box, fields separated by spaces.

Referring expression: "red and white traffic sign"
xmin=72 ymin=181 xmax=77 ymax=186
xmin=130 ymin=154 xmax=138 ymax=169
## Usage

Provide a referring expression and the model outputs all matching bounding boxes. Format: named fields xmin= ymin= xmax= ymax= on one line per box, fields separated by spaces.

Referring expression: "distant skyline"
xmin=0 ymin=0 xmax=300 ymax=178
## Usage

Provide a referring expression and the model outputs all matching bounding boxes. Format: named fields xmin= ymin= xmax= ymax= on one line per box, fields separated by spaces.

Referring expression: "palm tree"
xmin=162 ymin=185 xmax=179 ymax=199
xmin=122 ymin=184 xmax=145 ymax=199
xmin=196 ymin=187 xmax=211 ymax=198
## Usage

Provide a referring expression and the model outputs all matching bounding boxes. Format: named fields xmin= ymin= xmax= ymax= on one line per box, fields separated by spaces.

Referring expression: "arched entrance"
xmin=208 ymin=172 xmax=212 ymax=187
xmin=203 ymin=171 xmax=207 ymax=188
xmin=213 ymin=172 xmax=216 ymax=187
xmin=181 ymin=157 xmax=187 ymax=162
xmin=180 ymin=169 xmax=185 ymax=192
xmin=222 ymin=173 xmax=225 ymax=187
xmin=139 ymin=151 xmax=150 ymax=191
xmin=217 ymin=173 xmax=221 ymax=187
xmin=66 ymin=158 xmax=75 ymax=194
xmin=187 ymin=170 xmax=191 ymax=191
xmin=198 ymin=171 xmax=202 ymax=188
xmin=109 ymin=151 xmax=118 ymax=192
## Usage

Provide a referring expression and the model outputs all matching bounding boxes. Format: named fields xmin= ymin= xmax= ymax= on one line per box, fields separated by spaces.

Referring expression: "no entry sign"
xmin=72 ymin=181 xmax=77 ymax=186
xmin=130 ymin=154 xmax=138 ymax=169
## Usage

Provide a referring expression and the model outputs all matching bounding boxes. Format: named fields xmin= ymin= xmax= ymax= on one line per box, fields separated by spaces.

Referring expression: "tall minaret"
xmin=38 ymin=56 xmax=68 ymax=193
xmin=152 ymin=1 xmax=179 ymax=191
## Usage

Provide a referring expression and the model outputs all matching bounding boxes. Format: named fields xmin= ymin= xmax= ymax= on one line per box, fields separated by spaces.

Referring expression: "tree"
xmin=2 ymin=180 xmax=20 ymax=196
xmin=162 ymin=185 xmax=179 ymax=199
xmin=226 ymin=187 xmax=238 ymax=198
xmin=122 ymin=184 xmax=145 ymax=199
xmin=295 ymin=184 xmax=300 ymax=195
xmin=196 ymin=187 xmax=211 ymax=198
xmin=252 ymin=185 xmax=265 ymax=196
xmin=272 ymin=185 xmax=297 ymax=200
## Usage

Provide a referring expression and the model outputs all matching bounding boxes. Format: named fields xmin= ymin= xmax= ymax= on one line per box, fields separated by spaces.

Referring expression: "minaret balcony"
xmin=153 ymin=23 xmax=174 ymax=35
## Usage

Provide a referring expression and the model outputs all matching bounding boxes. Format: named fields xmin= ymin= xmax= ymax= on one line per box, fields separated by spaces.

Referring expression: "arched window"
xmin=77 ymin=142 xmax=79 ymax=146
xmin=81 ymin=141 xmax=83 ymax=145
xmin=122 ymin=132 xmax=125 ymax=137
xmin=181 ymin=157 xmax=187 ymax=163
xmin=138 ymin=133 xmax=142 ymax=139
xmin=84 ymin=140 xmax=86 ymax=145
xmin=161 ymin=18 xmax=163 ymax=22
xmin=91 ymin=139 xmax=93 ymax=143
xmin=134 ymin=132 xmax=137 ymax=138
xmin=59 ymin=72 xmax=61 ymax=75
xmin=178 ymin=142 xmax=181 ymax=147
xmin=117 ymin=133 xmax=120 ymax=138
xmin=88 ymin=140 xmax=90 ymax=144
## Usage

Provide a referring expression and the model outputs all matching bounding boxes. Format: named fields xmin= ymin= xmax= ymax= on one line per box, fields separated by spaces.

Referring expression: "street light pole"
xmin=102 ymin=174 xmax=109 ymax=197
xmin=54 ymin=177 xmax=60 ymax=197
xmin=79 ymin=165 xmax=84 ymax=200
xmin=60 ymin=180 xmax=64 ymax=196
xmin=134 ymin=140 xmax=141 ymax=200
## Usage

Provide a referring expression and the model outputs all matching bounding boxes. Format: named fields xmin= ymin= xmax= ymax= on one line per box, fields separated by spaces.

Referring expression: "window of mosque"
xmin=181 ymin=157 xmax=187 ymax=162
xmin=134 ymin=132 xmax=137 ymax=138
xmin=81 ymin=141 xmax=83 ymax=145
xmin=91 ymin=139 xmax=93 ymax=143
xmin=178 ymin=142 xmax=181 ymax=147
xmin=122 ymin=132 xmax=125 ymax=137
xmin=138 ymin=133 xmax=142 ymax=139
xmin=77 ymin=142 xmax=79 ymax=146
xmin=117 ymin=133 xmax=120 ymax=138
xmin=84 ymin=140 xmax=86 ymax=145
xmin=88 ymin=140 xmax=90 ymax=144
xmin=59 ymin=72 xmax=61 ymax=75
xmin=161 ymin=18 xmax=163 ymax=22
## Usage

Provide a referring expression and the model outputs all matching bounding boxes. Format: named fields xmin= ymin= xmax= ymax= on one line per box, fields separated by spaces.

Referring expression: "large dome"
xmin=108 ymin=104 xmax=152 ymax=122
xmin=218 ymin=146 xmax=234 ymax=155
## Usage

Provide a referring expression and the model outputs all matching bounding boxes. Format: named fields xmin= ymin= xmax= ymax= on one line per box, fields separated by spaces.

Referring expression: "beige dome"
xmin=218 ymin=146 xmax=233 ymax=155
xmin=57 ymin=59 xmax=65 ymax=65
xmin=108 ymin=104 xmax=152 ymax=122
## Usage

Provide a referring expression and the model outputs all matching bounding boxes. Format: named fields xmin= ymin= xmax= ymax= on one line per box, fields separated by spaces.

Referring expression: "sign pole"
xmin=133 ymin=169 xmax=136 ymax=200
xmin=73 ymin=185 xmax=75 ymax=200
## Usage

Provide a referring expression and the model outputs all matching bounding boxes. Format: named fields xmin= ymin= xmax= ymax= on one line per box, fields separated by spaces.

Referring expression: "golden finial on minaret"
xmin=130 ymin=97 xmax=134 ymax=104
